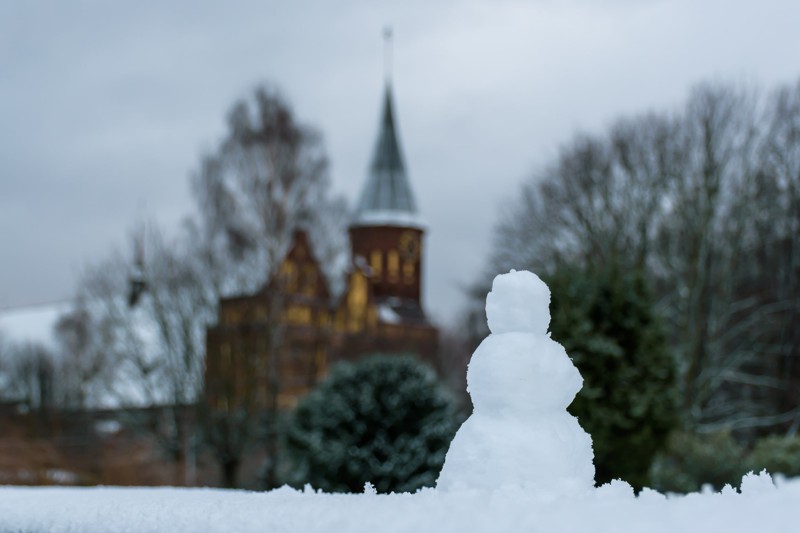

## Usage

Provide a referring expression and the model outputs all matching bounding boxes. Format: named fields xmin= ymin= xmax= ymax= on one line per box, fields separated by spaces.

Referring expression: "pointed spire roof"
xmin=353 ymin=84 xmax=425 ymax=229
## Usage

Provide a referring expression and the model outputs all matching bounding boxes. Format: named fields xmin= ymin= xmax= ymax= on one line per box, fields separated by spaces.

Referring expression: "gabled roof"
xmin=274 ymin=229 xmax=332 ymax=301
xmin=352 ymin=84 xmax=425 ymax=230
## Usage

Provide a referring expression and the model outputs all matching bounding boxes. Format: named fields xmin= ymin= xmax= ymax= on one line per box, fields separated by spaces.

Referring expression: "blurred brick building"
xmin=204 ymin=83 xmax=439 ymax=414
xmin=0 ymin=83 xmax=440 ymax=490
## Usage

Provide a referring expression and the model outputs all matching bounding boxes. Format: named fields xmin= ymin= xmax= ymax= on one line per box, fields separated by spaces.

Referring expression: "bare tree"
xmin=52 ymin=298 xmax=120 ymax=410
xmin=136 ymin=225 xmax=216 ymax=484
xmin=0 ymin=331 xmax=11 ymax=400
xmin=742 ymin=80 xmax=800 ymax=433
xmin=72 ymin=250 xmax=155 ymax=407
xmin=491 ymin=112 xmax=679 ymax=276
xmin=481 ymin=79 xmax=800 ymax=435
xmin=652 ymin=84 xmax=761 ymax=426
xmin=64 ymin=224 xmax=215 ymax=485
xmin=56 ymin=84 xmax=347 ymax=488
xmin=5 ymin=343 xmax=55 ymax=415
xmin=192 ymin=85 xmax=344 ymax=296
xmin=191 ymin=85 xmax=347 ymax=488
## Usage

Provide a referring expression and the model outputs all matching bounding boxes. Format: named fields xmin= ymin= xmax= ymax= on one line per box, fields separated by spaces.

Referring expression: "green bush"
xmin=282 ymin=354 xmax=457 ymax=493
xmin=747 ymin=435 xmax=800 ymax=478
xmin=546 ymin=266 xmax=679 ymax=489
xmin=648 ymin=431 xmax=748 ymax=492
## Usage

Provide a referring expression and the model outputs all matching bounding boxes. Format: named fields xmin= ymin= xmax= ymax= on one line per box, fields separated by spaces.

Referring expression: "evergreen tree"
xmin=283 ymin=355 xmax=457 ymax=493
xmin=546 ymin=266 xmax=679 ymax=489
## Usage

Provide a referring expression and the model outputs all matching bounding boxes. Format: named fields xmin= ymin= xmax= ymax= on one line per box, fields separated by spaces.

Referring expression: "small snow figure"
xmin=436 ymin=270 xmax=595 ymax=493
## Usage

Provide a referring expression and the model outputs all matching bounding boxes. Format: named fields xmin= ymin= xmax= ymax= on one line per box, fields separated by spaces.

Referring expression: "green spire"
xmin=353 ymin=84 xmax=423 ymax=228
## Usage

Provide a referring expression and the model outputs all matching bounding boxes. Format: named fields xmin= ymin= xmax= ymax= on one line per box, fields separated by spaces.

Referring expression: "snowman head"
xmin=469 ymin=270 xmax=581 ymax=413
xmin=486 ymin=270 xmax=551 ymax=335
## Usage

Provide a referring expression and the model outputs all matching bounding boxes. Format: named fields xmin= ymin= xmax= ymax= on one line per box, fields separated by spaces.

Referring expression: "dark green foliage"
xmin=649 ymin=431 xmax=748 ymax=492
xmin=546 ymin=266 xmax=679 ymax=489
xmin=747 ymin=435 xmax=800 ymax=478
xmin=283 ymin=355 xmax=458 ymax=493
xmin=650 ymin=432 xmax=800 ymax=493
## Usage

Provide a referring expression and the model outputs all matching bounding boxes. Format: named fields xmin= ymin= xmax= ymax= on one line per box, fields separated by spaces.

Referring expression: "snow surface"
xmin=377 ymin=303 xmax=402 ymax=324
xmin=350 ymin=208 xmax=427 ymax=230
xmin=0 ymin=473 xmax=797 ymax=533
xmin=437 ymin=270 xmax=593 ymax=492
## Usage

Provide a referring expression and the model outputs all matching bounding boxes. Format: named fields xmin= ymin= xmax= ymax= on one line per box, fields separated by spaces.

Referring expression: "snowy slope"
xmin=0 ymin=301 xmax=71 ymax=351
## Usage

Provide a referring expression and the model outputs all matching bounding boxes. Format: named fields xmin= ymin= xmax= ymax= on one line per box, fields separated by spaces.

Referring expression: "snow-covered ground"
xmin=0 ymin=473 xmax=796 ymax=533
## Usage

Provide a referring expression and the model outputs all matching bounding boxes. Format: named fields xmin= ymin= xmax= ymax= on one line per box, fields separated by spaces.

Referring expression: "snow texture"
xmin=350 ymin=208 xmax=427 ymax=230
xmin=437 ymin=270 xmax=594 ymax=493
xmin=0 ymin=472 xmax=796 ymax=533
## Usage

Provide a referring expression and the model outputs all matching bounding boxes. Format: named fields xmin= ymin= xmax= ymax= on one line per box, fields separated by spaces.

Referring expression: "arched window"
xmin=370 ymin=249 xmax=383 ymax=280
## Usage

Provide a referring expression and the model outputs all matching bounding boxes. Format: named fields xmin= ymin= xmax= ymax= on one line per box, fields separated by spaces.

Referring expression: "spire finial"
xmin=128 ymin=224 xmax=147 ymax=308
xmin=383 ymin=26 xmax=393 ymax=85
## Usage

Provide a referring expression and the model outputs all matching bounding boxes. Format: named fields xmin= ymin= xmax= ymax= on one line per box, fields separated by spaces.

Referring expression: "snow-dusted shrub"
xmin=283 ymin=355 xmax=457 ymax=493
xmin=747 ymin=435 xmax=800 ymax=478
xmin=649 ymin=430 xmax=747 ymax=492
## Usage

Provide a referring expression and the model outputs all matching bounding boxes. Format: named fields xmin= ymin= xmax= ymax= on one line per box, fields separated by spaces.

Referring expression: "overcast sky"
xmin=2 ymin=0 xmax=800 ymax=326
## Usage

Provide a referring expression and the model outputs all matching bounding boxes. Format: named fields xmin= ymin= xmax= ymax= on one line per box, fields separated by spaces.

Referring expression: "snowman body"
xmin=436 ymin=270 xmax=595 ymax=493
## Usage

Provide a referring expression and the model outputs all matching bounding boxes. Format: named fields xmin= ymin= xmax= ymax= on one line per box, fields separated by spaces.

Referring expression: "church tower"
xmin=203 ymin=36 xmax=439 ymax=475
xmin=349 ymin=82 xmax=428 ymax=321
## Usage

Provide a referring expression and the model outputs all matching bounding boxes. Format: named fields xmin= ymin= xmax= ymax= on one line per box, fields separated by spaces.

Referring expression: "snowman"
xmin=436 ymin=270 xmax=595 ymax=493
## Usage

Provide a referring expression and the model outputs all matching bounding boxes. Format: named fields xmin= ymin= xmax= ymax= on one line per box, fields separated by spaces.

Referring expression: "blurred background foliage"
xmin=462 ymin=78 xmax=800 ymax=492
xmin=649 ymin=432 xmax=800 ymax=493
xmin=649 ymin=431 xmax=748 ymax=493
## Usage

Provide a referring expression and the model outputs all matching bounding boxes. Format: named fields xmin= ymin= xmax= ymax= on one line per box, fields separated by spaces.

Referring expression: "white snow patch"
xmin=95 ymin=419 xmax=122 ymax=435
xmin=0 ymin=301 xmax=72 ymax=351
xmin=351 ymin=209 xmax=427 ymax=230
xmin=45 ymin=469 xmax=80 ymax=484
xmin=377 ymin=304 xmax=402 ymax=324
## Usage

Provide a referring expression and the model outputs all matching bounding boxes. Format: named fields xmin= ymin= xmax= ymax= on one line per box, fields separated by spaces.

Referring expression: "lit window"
xmin=388 ymin=250 xmax=399 ymax=282
xmin=370 ymin=250 xmax=382 ymax=279
xmin=280 ymin=261 xmax=297 ymax=291
xmin=403 ymin=261 xmax=415 ymax=284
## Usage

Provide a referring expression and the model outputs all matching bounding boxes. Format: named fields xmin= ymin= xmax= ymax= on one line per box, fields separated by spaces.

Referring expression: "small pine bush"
xmin=283 ymin=354 xmax=457 ymax=493
xmin=648 ymin=431 xmax=748 ymax=492
xmin=747 ymin=435 xmax=800 ymax=478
